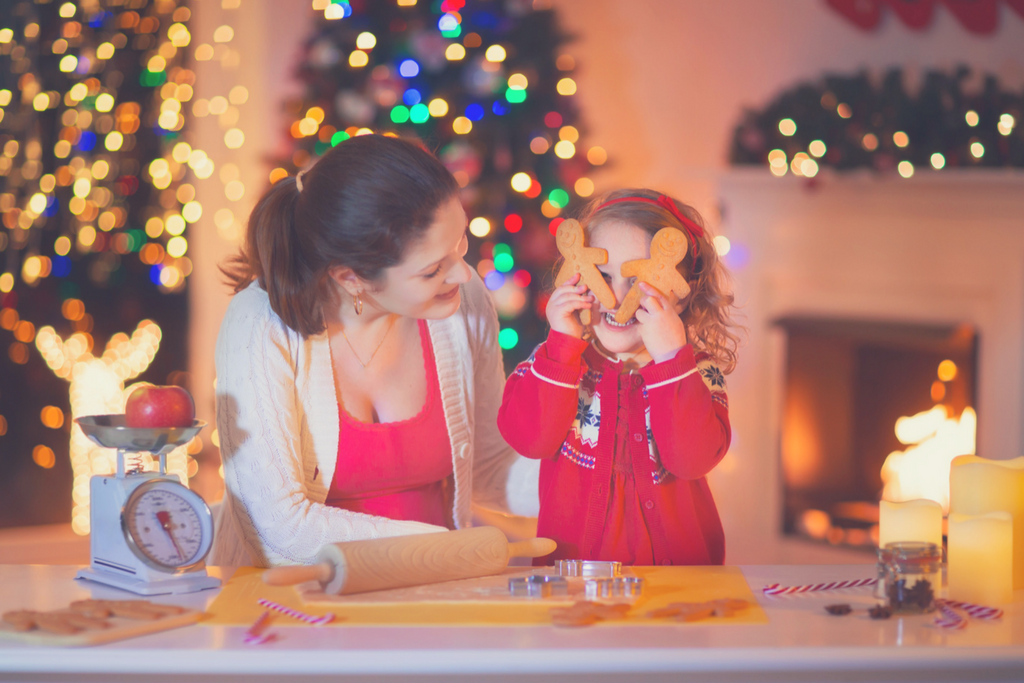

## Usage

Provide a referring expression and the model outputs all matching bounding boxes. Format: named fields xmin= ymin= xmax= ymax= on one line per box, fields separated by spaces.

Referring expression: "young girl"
xmin=497 ymin=188 xmax=739 ymax=566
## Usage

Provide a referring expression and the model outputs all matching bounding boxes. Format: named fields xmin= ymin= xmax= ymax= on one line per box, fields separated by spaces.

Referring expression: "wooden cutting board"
xmin=0 ymin=609 xmax=204 ymax=647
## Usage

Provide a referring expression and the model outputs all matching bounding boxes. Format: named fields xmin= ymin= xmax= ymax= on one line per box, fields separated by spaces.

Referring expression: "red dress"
xmin=326 ymin=320 xmax=454 ymax=528
xmin=497 ymin=331 xmax=731 ymax=566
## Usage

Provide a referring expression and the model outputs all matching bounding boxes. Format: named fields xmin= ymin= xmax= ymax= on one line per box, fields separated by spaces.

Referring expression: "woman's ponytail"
xmin=222 ymin=176 xmax=322 ymax=335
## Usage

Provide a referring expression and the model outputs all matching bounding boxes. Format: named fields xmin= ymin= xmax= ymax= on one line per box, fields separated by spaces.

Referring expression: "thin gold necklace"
xmin=340 ymin=315 xmax=397 ymax=368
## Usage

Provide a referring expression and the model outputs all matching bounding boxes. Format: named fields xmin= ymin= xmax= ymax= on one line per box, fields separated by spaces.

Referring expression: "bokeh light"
xmin=429 ymin=98 xmax=449 ymax=117
xmin=498 ymin=328 xmax=518 ymax=349
xmin=485 ymin=45 xmax=506 ymax=62
xmin=399 ymin=59 xmax=420 ymax=77
xmin=469 ymin=217 xmax=491 ymax=237
xmin=511 ymin=172 xmax=532 ymax=192
xmin=587 ymin=146 xmax=607 ymax=165
xmin=938 ymin=360 xmax=958 ymax=382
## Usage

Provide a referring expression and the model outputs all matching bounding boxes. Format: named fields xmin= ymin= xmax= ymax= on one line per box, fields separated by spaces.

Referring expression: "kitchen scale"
xmin=73 ymin=415 xmax=221 ymax=595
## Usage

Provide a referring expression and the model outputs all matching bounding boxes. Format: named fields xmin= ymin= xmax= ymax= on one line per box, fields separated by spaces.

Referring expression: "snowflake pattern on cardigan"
xmin=699 ymin=362 xmax=726 ymax=391
xmin=509 ymin=346 xmax=729 ymax=486
xmin=571 ymin=389 xmax=601 ymax=447
xmin=697 ymin=356 xmax=728 ymax=409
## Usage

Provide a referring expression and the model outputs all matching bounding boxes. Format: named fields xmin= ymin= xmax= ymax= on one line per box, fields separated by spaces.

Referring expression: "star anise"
xmin=868 ymin=604 xmax=892 ymax=620
xmin=824 ymin=604 xmax=852 ymax=615
xmin=906 ymin=579 xmax=934 ymax=609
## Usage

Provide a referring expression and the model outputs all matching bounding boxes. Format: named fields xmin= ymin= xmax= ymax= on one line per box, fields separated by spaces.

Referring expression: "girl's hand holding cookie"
xmin=635 ymin=282 xmax=688 ymax=363
xmin=546 ymin=273 xmax=596 ymax=339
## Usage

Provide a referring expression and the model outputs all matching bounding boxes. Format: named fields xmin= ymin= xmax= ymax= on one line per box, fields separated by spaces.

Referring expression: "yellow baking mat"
xmin=206 ymin=565 xmax=768 ymax=627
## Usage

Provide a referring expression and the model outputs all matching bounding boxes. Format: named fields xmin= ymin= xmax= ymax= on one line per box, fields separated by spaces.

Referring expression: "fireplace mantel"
xmin=710 ymin=168 xmax=1024 ymax=564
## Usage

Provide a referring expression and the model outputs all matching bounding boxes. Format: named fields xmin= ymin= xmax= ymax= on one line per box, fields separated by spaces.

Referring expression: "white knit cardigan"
xmin=210 ymin=273 xmax=540 ymax=567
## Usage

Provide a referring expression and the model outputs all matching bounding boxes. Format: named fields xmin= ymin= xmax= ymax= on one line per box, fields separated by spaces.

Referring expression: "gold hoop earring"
xmin=354 ymin=293 xmax=363 ymax=315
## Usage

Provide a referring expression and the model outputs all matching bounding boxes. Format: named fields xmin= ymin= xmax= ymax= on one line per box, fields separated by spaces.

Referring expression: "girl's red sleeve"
xmin=497 ymin=331 xmax=588 ymax=460
xmin=639 ymin=345 xmax=731 ymax=480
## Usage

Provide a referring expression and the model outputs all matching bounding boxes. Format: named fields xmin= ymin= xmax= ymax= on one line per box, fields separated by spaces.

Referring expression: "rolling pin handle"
xmin=262 ymin=562 xmax=334 ymax=587
xmin=507 ymin=537 xmax=558 ymax=560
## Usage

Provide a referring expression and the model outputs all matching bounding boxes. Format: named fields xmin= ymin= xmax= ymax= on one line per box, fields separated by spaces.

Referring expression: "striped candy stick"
xmin=243 ymin=610 xmax=275 ymax=645
xmin=936 ymin=598 xmax=1003 ymax=621
xmin=763 ymin=578 xmax=878 ymax=595
xmin=257 ymin=598 xmax=335 ymax=626
xmin=934 ymin=601 xmax=967 ymax=630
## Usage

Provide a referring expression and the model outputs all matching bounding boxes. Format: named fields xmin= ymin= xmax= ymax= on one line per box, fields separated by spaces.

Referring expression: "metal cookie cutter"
xmin=583 ymin=576 xmax=645 ymax=600
xmin=556 ymin=560 xmax=623 ymax=578
xmin=509 ymin=575 xmax=570 ymax=598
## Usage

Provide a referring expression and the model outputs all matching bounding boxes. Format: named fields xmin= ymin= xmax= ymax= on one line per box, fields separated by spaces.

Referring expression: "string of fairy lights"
xmin=0 ymin=0 xmax=252 ymax=532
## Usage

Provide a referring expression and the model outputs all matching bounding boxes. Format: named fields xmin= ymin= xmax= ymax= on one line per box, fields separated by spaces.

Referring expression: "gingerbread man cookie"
xmin=549 ymin=600 xmax=631 ymax=628
xmin=614 ymin=227 xmax=691 ymax=324
xmin=554 ymin=219 xmax=617 ymax=326
xmin=646 ymin=598 xmax=750 ymax=623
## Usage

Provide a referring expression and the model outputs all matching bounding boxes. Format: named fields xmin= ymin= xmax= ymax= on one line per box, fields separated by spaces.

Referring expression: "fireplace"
xmin=776 ymin=317 xmax=977 ymax=550
xmin=708 ymin=169 xmax=1024 ymax=564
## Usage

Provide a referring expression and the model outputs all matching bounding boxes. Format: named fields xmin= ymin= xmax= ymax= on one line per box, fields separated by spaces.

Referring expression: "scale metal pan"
xmin=75 ymin=415 xmax=206 ymax=454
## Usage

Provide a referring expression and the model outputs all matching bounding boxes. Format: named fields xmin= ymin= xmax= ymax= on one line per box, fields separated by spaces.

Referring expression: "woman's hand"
xmin=635 ymin=282 xmax=688 ymax=363
xmin=546 ymin=273 xmax=596 ymax=339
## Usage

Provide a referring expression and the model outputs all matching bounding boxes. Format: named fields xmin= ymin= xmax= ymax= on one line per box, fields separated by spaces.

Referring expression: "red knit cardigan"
xmin=497 ymin=331 xmax=730 ymax=566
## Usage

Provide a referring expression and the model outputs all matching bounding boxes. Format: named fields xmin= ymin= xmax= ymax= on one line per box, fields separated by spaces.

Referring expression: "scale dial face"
xmin=121 ymin=479 xmax=213 ymax=572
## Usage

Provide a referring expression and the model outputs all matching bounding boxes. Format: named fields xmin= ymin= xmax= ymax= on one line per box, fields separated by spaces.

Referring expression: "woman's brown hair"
xmin=222 ymin=134 xmax=459 ymax=336
xmin=576 ymin=188 xmax=742 ymax=374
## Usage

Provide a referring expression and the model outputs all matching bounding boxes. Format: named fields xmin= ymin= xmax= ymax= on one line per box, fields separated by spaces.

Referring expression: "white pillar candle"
xmin=879 ymin=499 xmax=943 ymax=549
xmin=947 ymin=511 xmax=1014 ymax=606
xmin=949 ymin=455 xmax=1024 ymax=589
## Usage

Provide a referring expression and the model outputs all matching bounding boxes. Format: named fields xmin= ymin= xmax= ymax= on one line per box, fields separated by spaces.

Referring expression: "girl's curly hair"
xmin=574 ymin=188 xmax=742 ymax=374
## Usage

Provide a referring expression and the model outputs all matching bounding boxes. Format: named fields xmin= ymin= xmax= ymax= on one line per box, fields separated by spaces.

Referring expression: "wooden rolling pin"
xmin=262 ymin=526 xmax=557 ymax=595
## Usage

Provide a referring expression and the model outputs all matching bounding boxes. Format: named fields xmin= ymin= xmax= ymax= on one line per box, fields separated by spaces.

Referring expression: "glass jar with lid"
xmin=879 ymin=541 xmax=942 ymax=614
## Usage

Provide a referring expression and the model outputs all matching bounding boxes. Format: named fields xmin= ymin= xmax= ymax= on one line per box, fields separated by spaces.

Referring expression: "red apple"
xmin=125 ymin=385 xmax=195 ymax=428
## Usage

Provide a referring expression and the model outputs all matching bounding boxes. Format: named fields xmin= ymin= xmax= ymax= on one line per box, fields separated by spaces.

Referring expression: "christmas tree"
xmin=730 ymin=67 xmax=1023 ymax=179
xmin=277 ymin=0 xmax=607 ymax=370
xmin=0 ymin=0 xmax=202 ymax=531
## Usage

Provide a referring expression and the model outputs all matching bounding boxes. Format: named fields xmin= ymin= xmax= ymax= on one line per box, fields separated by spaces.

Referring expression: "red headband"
xmin=595 ymin=195 xmax=704 ymax=259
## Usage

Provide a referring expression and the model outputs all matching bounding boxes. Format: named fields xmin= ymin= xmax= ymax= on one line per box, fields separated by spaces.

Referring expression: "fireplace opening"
xmin=776 ymin=317 xmax=977 ymax=551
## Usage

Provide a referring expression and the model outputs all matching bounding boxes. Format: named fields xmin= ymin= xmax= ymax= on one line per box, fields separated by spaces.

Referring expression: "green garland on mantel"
xmin=730 ymin=67 xmax=1023 ymax=178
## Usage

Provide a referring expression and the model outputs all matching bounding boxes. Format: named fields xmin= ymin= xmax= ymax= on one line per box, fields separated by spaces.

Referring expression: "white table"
xmin=0 ymin=564 xmax=1021 ymax=682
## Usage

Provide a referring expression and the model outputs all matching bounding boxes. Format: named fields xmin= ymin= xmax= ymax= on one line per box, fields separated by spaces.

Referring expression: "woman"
xmin=211 ymin=134 xmax=539 ymax=567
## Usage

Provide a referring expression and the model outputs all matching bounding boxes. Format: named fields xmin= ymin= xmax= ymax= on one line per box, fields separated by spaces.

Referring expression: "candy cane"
xmin=763 ymin=578 xmax=878 ymax=595
xmin=936 ymin=599 xmax=1003 ymax=621
xmin=934 ymin=601 xmax=967 ymax=630
xmin=257 ymin=598 xmax=334 ymax=626
xmin=243 ymin=610 xmax=275 ymax=645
